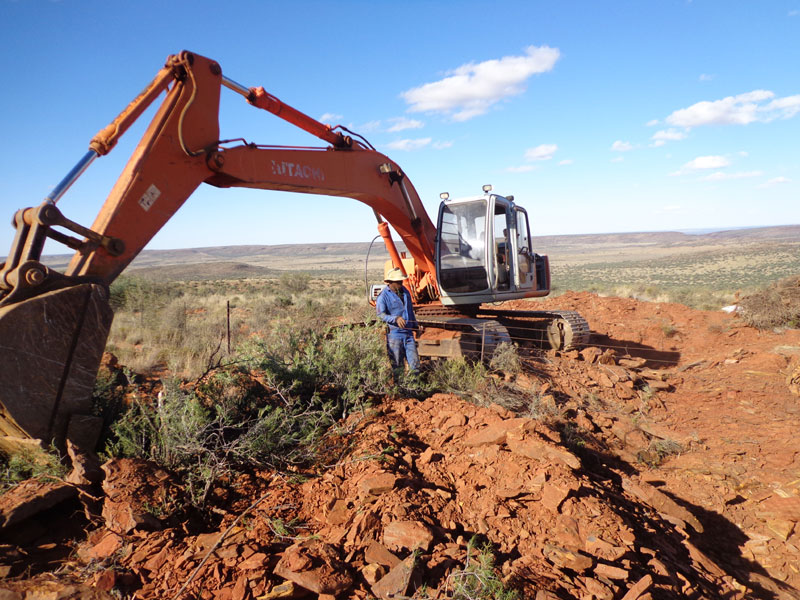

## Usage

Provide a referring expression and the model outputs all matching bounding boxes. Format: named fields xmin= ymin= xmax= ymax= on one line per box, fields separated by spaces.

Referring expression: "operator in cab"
xmin=376 ymin=268 xmax=420 ymax=377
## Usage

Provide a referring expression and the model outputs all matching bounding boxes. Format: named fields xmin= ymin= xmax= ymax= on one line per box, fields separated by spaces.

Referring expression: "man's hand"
xmin=396 ymin=317 xmax=406 ymax=328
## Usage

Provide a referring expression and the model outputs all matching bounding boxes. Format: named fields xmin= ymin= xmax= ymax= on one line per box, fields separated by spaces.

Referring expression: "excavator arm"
xmin=62 ymin=51 xmax=438 ymax=292
xmin=0 ymin=51 xmax=439 ymax=453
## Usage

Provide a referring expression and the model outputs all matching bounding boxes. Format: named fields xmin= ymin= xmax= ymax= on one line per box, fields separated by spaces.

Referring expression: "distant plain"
xmin=42 ymin=224 xmax=800 ymax=299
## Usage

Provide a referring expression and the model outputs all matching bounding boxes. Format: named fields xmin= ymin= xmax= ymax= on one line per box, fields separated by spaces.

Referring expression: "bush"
xmin=424 ymin=357 xmax=527 ymax=411
xmin=427 ymin=358 xmax=489 ymax=397
xmin=109 ymin=276 xmax=182 ymax=312
xmin=446 ymin=537 xmax=518 ymax=600
xmin=279 ymin=272 xmax=311 ymax=295
xmin=92 ymin=368 xmax=131 ymax=453
xmin=739 ymin=276 xmax=800 ymax=329
xmin=0 ymin=445 xmax=67 ymax=493
xmin=311 ymin=324 xmax=394 ymax=410
xmin=106 ymin=322 xmax=394 ymax=506
xmin=489 ymin=342 xmax=521 ymax=374
xmin=240 ymin=322 xmax=393 ymax=414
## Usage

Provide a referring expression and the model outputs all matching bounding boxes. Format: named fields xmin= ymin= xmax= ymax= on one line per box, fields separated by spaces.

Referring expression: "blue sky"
xmin=1 ymin=1 xmax=798 ymax=252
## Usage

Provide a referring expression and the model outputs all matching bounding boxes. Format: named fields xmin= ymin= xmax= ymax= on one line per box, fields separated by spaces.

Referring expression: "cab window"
xmin=437 ymin=201 xmax=488 ymax=293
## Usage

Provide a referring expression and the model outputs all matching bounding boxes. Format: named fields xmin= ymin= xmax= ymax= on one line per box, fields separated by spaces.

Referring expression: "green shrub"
xmin=92 ymin=369 xmax=130 ymax=453
xmin=311 ymin=324 xmax=394 ymax=411
xmin=109 ymin=276 xmax=182 ymax=312
xmin=660 ymin=321 xmax=678 ymax=338
xmin=489 ymin=342 xmax=521 ymax=374
xmin=426 ymin=358 xmax=489 ymax=397
xmin=240 ymin=322 xmax=393 ymax=413
xmin=279 ymin=272 xmax=312 ymax=295
xmin=0 ymin=446 xmax=67 ymax=493
xmin=423 ymin=355 xmax=528 ymax=411
xmin=446 ymin=537 xmax=517 ymax=600
xmin=106 ymin=323 xmax=395 ymax=506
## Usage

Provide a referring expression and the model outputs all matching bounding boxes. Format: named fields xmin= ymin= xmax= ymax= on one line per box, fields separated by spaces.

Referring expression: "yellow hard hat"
xmin=384 ymin=268 xmax=408 ymax=282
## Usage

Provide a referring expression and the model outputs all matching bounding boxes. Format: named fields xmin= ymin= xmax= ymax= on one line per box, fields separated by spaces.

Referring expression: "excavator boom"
xmin=0 ymin=51 xmax=439 ymax=453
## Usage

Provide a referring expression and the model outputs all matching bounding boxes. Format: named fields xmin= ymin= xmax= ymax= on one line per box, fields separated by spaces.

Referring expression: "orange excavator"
xmin=0 ymin=51 xmax=589 ymax=453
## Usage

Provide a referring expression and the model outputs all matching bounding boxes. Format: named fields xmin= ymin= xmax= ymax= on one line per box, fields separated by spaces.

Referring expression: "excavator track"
xmin=479 ymin=308 xmax=591 ymax=351
xmin=415 ymin=306 xmax=590 ymax=352
xmin=414 ymin=313 xmax=512 ymax=361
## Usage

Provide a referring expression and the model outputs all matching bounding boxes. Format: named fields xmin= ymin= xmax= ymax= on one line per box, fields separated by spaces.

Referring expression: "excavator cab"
xmin=435 ymin=185 xmax=550 ymax=306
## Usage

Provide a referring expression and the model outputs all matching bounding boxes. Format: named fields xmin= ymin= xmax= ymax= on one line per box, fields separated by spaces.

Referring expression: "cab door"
xmin=491 ymin=198 xmax=512 ymax=291
xmin=513 ymin=207 xmax=535 ymax=290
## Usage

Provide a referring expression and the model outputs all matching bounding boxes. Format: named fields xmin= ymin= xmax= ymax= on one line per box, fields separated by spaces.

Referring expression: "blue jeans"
xmin=387 ymin=336 xmax=420 ymax=374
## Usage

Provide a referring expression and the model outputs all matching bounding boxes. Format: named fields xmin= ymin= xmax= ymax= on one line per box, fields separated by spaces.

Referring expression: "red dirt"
xmin=2 ymin=291 xmax=800 ymax=599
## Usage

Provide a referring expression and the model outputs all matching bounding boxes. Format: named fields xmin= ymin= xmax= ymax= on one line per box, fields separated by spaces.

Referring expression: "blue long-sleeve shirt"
xmin=376 ymin=285 xmax=418 ymax=339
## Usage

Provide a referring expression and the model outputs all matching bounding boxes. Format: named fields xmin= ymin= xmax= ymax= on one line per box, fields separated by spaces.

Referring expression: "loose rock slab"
xmin=273 ymin=539 xmax=353 ymax=595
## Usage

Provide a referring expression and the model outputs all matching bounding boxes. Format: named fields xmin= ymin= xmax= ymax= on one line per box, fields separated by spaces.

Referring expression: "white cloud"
xmin=401 ymin=45 xmax=560 ymax=121
xmin=699 ymin=73 xmax=714 ymax=82
xmin=558 ymin=159 xmax=573 ymax=166
xmin=759 ymin=176 xmax=792 ymax=188
xmin=666 ymin=90 xmax=800 ymax=127
xmin=524 ymin=143 xmax=558 ymax=161
xmin=684 ymin=155 xmax=730 ymax=170
xmin=671 ymin=155 xmax=731 ymax=176
xmin=652 ymin=129 xmax=688 ymax=143
xmin=432 ymin=140 xmax=453 ymax=150
xmin=506 ymin=165 xmax=537 ymax=173
xmin=358 ymin=120 xmax=382 ymax=132
xmin=646 ymin=119 xmax=660 ymax=127
xmin=387 ymin=117 xmax=424 ymax=132
xmin=657 ymin=205 xmax=683 ymax=213
xmin=611 ymin=156 xmax=624 ymax=163
xmin=319 ymin=113 xmax=343 ymax=123
xmin=701 ymin=170 xmax=763 ymax=181
xmin=611 ymin=140 xmax=634 ymax=152
xmin=386 ymin=137 xmax=432 ymax=151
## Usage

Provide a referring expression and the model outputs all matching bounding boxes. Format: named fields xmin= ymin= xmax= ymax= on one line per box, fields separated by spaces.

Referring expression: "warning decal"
xmin=138 ymin=184 xmax=161 ymax=212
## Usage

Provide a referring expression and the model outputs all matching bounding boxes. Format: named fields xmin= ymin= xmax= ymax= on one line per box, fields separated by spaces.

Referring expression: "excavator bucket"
xmin=0 ymin=284 xmax=112 ymax=455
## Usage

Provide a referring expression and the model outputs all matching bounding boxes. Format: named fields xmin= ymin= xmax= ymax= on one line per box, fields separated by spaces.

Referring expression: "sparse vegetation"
xmin=638 ymin=438 xmax=684 ymax=467
xmin=445 ymin=537 xmax=518 ymax=600
xmin=522 ymin=393 xmax=562 ymax=422
xmin=106 ymin=273 xmax=373 ymax=377
xmin=547 ymin=237 xmax=800 ymax=310
xmin=279 ymin=271 xmax=311 ymax=294
xmin=103 ymin=318 xmax=401 ymax=507
xmin=660 ymin=321 xmax=678 ymax=338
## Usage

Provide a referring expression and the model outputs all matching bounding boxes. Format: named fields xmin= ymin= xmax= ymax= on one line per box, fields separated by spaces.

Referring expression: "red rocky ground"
xmin=1 ymin=292 xmax=799 ymax=599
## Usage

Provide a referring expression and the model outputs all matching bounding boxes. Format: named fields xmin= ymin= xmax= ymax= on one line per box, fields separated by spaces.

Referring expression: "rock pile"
xmin=32 ymin=394 xmax=743 ymax=599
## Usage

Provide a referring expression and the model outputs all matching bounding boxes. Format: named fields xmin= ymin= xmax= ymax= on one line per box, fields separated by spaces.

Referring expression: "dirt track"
xmin=1 ymin=292 xmax=799 ymax=599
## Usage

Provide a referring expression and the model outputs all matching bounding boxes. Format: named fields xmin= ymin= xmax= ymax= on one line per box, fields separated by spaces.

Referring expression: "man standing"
xmin=376 ymin=268 xmax=420 ymax=376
